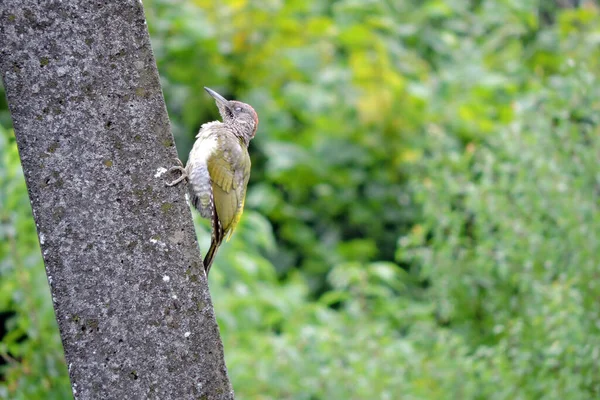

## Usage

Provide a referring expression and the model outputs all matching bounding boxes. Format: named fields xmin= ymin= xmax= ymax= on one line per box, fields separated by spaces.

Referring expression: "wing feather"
xmin=204 ymin=132 xmax=251 ymax=240
xmin=208 ymin=156 xmax=234 ymax=193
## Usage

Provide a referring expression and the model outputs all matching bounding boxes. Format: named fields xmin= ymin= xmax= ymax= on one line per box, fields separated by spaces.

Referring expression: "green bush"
xmin=399 ymin=63 xmax=600 ymax=399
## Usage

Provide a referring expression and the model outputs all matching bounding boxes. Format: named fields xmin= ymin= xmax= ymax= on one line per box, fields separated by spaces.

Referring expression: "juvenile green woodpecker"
xmin=167 ymin=87 xmax=258 ymax=275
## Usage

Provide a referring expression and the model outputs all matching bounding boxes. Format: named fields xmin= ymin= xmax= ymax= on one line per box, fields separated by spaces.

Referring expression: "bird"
xmin=167 ymin=87 xmax=258 ymax=276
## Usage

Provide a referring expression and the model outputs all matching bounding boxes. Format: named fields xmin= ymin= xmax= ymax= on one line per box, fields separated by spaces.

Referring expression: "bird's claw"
xmin=168 ymin=165 xmax=186 ymax=174
xmin=173 ymin=157 xmax=184 ymax=168
xmin=165 ymin=161 xmax=188 ymax=187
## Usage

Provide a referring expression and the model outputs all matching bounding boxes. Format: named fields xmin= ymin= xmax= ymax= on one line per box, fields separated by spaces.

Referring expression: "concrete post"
xmin=0 ymin=1 xmax=234 ymax=398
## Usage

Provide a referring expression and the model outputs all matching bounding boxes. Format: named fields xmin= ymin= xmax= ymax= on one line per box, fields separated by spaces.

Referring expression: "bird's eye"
xmin=235 ymin=107 xmax=242 ymax=112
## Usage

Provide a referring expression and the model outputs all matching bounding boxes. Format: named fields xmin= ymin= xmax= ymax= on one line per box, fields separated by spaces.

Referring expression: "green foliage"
xmin=399 ymin=62 xmax=600 ymax=398
xmin=3 ymin=0 xmax=600 ymax=398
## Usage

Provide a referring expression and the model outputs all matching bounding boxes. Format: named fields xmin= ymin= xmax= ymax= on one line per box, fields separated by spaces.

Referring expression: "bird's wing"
xmin=207 ymin=136 xmax=251 ymax=238
xmin=226 ymin=154 xmax=251 ymax=240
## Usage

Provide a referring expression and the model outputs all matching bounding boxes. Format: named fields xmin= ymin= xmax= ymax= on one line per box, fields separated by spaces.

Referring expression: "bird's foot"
xmin=173 ymin=158 xmax=184 ymax=168
xmin=166 ymin=159 xmax=188 ymax=186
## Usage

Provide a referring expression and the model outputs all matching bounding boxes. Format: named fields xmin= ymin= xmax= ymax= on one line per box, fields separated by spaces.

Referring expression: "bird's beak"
xmin=204 ymin=87 xmax=229 ymax=108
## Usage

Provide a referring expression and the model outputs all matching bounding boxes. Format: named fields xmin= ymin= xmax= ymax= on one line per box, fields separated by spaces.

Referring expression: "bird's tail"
xmin=204 ymin=202 xmax=223 ymax=276
xmin=203 ymin=237 xmax=222 ymax=276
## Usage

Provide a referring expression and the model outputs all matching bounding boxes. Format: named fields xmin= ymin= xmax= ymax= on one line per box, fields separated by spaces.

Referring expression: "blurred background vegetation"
xmin=2 ymin=0 xmax=600 ymax=398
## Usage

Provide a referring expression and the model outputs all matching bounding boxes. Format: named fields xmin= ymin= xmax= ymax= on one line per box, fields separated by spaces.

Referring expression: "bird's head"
xmin=204 ymin=87 xmax=258 ymax=144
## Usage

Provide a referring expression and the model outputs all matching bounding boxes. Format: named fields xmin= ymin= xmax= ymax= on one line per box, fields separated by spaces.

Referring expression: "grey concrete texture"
xmin=0 ymin=1 xmax=234 ymax=399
